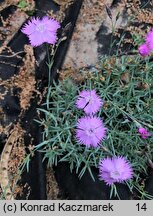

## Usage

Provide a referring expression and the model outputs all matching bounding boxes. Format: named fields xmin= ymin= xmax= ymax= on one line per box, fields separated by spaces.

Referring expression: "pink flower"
xmin=76 ymin=90 xmax=103 ymax=115
xmin=21 ymin=16 xmax=61 ymax=47
xmin=138 ymin=127 xmax=150 ymax=139
xmin=138 ymin=43 xmax=151 ymax=56
xmin=146 ymin=29 xmax=153 ymax=50
xmin=76 ymin=116 xmax=107 ymax=148
xmin=99 ymin=156 xmax=133 ymax=185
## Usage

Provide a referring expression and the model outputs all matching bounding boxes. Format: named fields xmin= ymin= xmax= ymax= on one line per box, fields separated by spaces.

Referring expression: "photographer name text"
xmin=3 ymin=202 xmax=114 ymax=213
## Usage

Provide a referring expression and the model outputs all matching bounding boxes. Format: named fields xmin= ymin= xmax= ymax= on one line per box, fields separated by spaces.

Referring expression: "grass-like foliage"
xmin=36 ymin=54 xmax=153 ymax=198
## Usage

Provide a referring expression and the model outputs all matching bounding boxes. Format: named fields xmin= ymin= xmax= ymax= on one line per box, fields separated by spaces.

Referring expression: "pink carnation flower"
xmin=76 ymin=90 xmax=103 ymax=115
xmin=99 ymin=156 xmax=133 ymax=185
xmin=138 ymin=127 xmax=150 ymax=139
xmin=76 ymin=116 xmax=107 ymax=148
xmin=138 ymin=43 xmax=150 ymax=56
xmin=146 ymin=29 xmax=153 ymax=50
xmin=21 ymin=16 xmax=61 ymax=47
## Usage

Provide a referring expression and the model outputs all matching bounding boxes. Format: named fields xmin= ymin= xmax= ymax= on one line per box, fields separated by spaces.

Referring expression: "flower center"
xmin=110 ymin=171 xmax=120 ymax=179
xmin=36 ymin=24 xmax=45 ymax=32
xmin=86 ymin=128 xmax=95 ymax=136
xmin=86 ymin=96 xmax=93 ymax=104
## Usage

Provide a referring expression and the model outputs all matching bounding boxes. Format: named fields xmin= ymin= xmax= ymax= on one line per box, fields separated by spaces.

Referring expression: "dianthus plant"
xmin=36 ymin=55 xmax=153 ymax=199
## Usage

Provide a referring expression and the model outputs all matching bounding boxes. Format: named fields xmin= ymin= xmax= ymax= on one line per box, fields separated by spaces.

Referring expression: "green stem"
xmin=46 ymin=38 xmax=62 ymax=88
xmin=110 ymin=184 xmax=121 ymax=199
xmin=46 ymin=38 xmax=63 ymax=110
xmin=109 ymin=101 xmax=153 ymax=129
